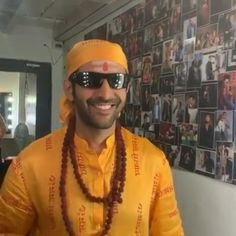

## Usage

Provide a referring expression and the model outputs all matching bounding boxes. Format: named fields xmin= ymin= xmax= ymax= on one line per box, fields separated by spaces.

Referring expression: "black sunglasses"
xmin=68 ymin=71 xmax=130 ymax=89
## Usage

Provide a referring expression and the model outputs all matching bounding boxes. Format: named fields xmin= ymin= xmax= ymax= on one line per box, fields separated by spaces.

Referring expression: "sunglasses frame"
xmin=68 ymin=71 xmax=130 ymax=89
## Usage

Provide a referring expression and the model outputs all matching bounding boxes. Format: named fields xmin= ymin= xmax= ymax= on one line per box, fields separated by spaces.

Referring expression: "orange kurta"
xmin=0 ymin=127 xmax=184 ymax=235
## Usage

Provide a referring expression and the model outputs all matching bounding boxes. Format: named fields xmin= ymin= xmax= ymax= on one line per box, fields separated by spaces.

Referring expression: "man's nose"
xmin=97 ymin=79 xmax=113 ymax=98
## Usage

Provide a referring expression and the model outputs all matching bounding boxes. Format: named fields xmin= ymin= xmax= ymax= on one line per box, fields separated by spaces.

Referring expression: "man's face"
xmin=65 ymin=60 xmax=128 ymax=130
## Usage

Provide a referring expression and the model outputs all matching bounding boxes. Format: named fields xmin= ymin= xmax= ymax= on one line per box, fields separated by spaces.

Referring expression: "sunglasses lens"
xmin=69 ymin=72 xmax=129 ymax=89
xmin=109 ymin=74 xmax=128 ymax=89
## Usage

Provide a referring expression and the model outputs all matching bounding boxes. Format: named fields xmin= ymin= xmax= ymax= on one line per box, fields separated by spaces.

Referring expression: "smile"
xmin=93 ymin=103 xmax=115 ymax=110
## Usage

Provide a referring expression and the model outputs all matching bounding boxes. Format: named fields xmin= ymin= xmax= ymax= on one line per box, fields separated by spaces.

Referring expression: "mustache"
xmin=87 ymin=97 xmax=121 ymax=106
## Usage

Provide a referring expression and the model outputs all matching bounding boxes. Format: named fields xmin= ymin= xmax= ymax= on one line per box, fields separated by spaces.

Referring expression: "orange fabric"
xmin=0 ymin=128 xmax=184 ymax=236
xmin=66 ymin=39 xmax=128 ymax=78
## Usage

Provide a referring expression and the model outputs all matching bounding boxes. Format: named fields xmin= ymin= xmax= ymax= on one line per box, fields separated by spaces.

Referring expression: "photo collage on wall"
xmin=84 ymin=0 xmax=236 ymax=185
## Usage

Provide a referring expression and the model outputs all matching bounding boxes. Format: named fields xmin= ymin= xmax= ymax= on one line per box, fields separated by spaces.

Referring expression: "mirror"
xmin=0 ymin=58 xmax=51 ymax=159
xmin=0 ymin=72 xmax=37 ymax=157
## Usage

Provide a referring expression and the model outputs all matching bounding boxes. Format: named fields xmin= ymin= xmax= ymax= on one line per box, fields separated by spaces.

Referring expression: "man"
xmin=205 ymin=55 xmax=214 ymax=80
xmin=0 ymin=39 xmax=184 ymax=235
xmin=186 ymin=18 xmax=196 ymax=39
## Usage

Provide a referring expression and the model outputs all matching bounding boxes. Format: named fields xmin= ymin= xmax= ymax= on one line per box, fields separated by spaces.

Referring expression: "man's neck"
xmin=75 ymin=120 xmax=116 ymax=155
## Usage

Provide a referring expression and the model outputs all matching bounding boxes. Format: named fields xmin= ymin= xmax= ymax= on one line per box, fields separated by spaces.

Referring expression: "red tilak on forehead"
xmin=102 ymin=62 xmax=109 ymax=71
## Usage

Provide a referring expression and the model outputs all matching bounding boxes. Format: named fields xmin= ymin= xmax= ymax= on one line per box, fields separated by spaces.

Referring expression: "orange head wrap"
xmin=60 ymin=39 xmax=128 ymax=126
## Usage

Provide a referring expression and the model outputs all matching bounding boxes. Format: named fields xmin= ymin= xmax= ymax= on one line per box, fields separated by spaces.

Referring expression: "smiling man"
xmin=0 ymin=39 xmax=184 ymax=236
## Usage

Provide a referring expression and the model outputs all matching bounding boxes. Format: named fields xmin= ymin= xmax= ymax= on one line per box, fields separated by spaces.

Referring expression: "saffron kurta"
xmin=0 ymin=127 xmax=184 ymax=235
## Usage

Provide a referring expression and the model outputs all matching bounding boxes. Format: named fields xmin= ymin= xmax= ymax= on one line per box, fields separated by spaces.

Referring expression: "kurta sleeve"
xmin=0 ymin=158 xmax=35 ymax=234
xmin=150 ymin=158 xmax=184 ymax=236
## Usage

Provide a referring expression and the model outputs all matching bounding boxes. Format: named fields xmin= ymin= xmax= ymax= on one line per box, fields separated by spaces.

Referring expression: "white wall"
xmin=0 ymin=25 xmax=64 ymax=131
xmin=61 ymin=1 xmax=236 ymax=236
xmin=173 ymin=169 xmax=236 ymax=236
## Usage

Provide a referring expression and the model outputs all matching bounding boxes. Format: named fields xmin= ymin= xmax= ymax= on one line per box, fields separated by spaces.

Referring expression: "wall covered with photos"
xmin=84 ymin=0 xmax=236 ymax=186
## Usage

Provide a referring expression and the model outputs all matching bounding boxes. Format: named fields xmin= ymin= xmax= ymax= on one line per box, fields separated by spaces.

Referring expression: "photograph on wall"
xmin=129 ymin=57 xmax=142 ymax=78
xmin=144 ymin=0 xmax=158 ymax=23
xmin=153 ymin=20 xmax=169 ymax=44
xmin=197 ymin=0 xmax=210 ymax=27
xmin=182 ymin=0 xmax=197 ymax=14
xmin=195 ymin=24 xmax=219 ymax=52
xmin=214 ymin=110 xmax=233 ymax=143
xmin=199 ymin=82 xmax=218 ymax=108
xmin=141 ymin=84 xmax=152 ymax=111
xmin=195 ymin=148 xmax=216 ymax=177
xmin=173 ymin=62 xmax=188 ymax=91
xmin=218 ymin=10 xmax=236 ymax=49
xmin=185 ymin=91 xmax=198 ymax=123
xmin=119 ymin=104 xmax=133 ymax=127
xmin=119 ymin=33 xmax=129 ymax=55
xmin=218 ymin=72 xmax=236 ymax=110
xmin=143 ymin=24 xmax=154 ymax=54
xmin=107 ymin=17 xmax=122 ymax=40
xmin=211 ymin=0 xmax=231 ymax=15
xmin=166 ymin=145 xmax=181 ymax=168
xmin=126 ymin=6 xmax=137 ymax=33
xmin=132 ymin=3 xmax=145 ymax=31
xmin=152 ymin=44 xmax=163 ymax=66
xmin=216 ymin=49 xmax=227 ymax=74
xmin=161 ymin=94 xmax=172 ymax=122
xmin=162 ymin=39 xmax=174 ymax=74
xmin=179 ymin=145 xmax=196 ymax=172
xmin=159 ymin=75 xmax=174 ymax=95
xmin=168 ymin=1 xmax=182 ymax=36
xmin=179 ymin=123 xmax=198 ymax=147
xmin=151 ymin=94 xmax=161 ymax=123
xmin=198 ymin=111 xmax=215 ymax=149
xmin=186 ymin=53 xmax=203 ymax=88
xmin=183 ymin=37 xmax=195 ymax=61
xmin=183 ymin=16 xmax=197 ymax=40
xmin=173 ymin=33 xmax=184 ymax=63
xmin=142 ymin=55 xmax=152 ymax=84
xmin=159 ymin=121 xmax=176 ymax=145
xmin=141 ymin=111 xmax=152 ymax=131
xmin=133 ymin=105 xmax=142 ymax=127
xmin=121 ymin=9 xmax=134 ymax=33
xmin=172 ymin=93 xmax=185 ymax=124
xmin=233 ymin=153 xmax=236 ymax=184
xmin=234 ymin=110 xmax=236 ymax=147
xmin=151 ymin=66 xmax=161 ymax=94
xmin=132 ymin=77 xmax=142 ymax=105
xmin=200 ymin=52 xmax=219 ymax=81
xmin=128 ymin=30 xmax=143 ymax=58
xmin=227 ymin=48 xmax=236 ymax=71
xmin=215 ymin=141 xmax=234 ymax=183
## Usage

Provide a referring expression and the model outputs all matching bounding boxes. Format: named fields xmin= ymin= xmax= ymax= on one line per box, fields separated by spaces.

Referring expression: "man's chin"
xmin=88 ymin=116 xmax=117 ymax=129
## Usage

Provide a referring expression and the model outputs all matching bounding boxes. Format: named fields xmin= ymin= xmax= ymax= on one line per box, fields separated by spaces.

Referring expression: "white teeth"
xmin=94 ymin=104 xmax=112 ymax=110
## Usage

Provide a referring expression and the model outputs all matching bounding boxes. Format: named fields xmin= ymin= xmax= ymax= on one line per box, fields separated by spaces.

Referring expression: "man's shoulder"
xmin=27 ymin=128 xmax=65 ymax=149
xmin=18 ymin=127 xmax=65 ymax=162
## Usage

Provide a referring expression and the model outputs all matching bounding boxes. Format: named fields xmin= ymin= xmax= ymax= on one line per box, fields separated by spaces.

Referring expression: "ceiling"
xmin=0 ymin=0 xmax=132 ymax=42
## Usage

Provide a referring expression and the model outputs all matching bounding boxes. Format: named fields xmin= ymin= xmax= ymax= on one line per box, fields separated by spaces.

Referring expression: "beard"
xmin=73 ymin=93 xmax=125 ymax=129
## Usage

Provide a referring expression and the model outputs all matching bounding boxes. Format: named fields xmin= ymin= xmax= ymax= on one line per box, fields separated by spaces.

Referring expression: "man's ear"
xmin=64 ymin=79 xmax=74 ymax=101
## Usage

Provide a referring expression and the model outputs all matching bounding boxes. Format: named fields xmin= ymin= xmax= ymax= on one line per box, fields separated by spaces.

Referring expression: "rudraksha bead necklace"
xmin=59 ymin=116 xmax=127 ymax=236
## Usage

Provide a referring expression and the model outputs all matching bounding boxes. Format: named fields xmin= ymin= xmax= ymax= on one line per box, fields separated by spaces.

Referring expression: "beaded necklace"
xmin=59 ymin=117 xmax=127 ymax=235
